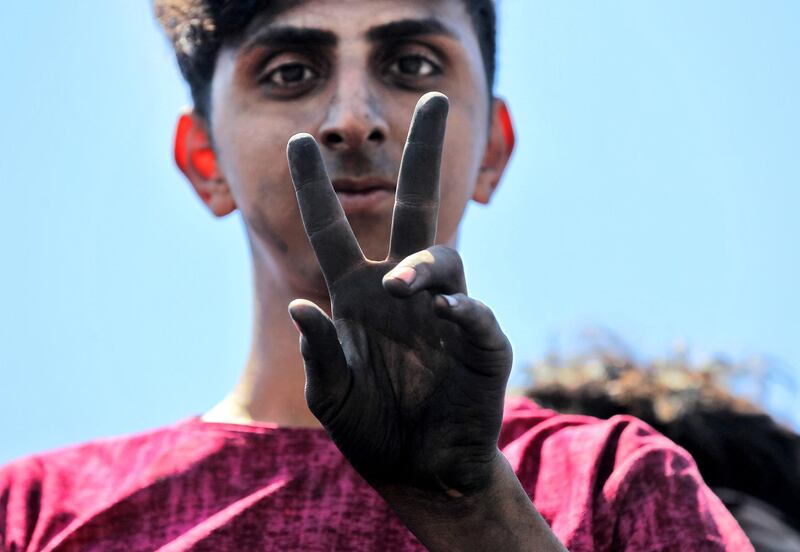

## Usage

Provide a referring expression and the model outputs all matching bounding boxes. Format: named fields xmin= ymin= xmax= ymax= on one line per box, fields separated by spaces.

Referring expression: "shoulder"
xmin=500 ymin=394 xmax=667 ymax=461
xmin=500 ymin=394 xmax=686 ymax=493
xmin=500 ymin=395 xmax=754 ymax=551
xmin=1 ymin=417 xmax=197 ymax=489
xmin=501 ymin=393 xmax=706 ymax=465
xmin=0 ymin=418 xmax=200 ymax=549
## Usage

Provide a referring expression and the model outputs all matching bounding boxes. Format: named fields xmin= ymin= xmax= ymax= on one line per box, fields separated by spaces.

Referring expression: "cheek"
xmin=211 ymin=111 xmax=319 ymax=262
xmin=214 ymin=111 xmax=298 ymax=214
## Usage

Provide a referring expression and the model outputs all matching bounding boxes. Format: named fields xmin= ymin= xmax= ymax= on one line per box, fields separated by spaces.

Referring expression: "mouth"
xmin=332 ymin=178 xmax=396 ymax=216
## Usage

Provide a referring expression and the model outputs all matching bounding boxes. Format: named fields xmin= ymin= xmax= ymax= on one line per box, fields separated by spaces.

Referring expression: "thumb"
xmin=287 ymin=299 xmax=351 ymax=419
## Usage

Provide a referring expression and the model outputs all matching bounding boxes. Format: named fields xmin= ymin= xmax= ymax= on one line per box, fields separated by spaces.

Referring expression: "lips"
xmin=332 ymin=178 xmax=395 ymax=215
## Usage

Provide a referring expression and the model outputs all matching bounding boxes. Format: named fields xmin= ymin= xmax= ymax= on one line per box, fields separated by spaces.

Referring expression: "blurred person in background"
xmin=0 ymin=1 xmax=754 ymax=550
xmin=527 ymin=342 xmax=800 ymax=551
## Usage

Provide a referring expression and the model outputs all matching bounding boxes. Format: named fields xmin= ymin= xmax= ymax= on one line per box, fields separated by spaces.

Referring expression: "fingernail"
xmin=441 ymin=294 xmax=459 ymax=308
xmin=389 ymin=266 xmax=416 ymax=285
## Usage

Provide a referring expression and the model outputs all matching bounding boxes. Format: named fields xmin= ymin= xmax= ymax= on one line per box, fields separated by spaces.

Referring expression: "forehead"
xmin=238 ymin=0 xmax=475 ymax=47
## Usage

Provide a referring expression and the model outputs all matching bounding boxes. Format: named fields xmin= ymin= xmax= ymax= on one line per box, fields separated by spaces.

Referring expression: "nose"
xmin=318 ymin=76 xmax=388 ymax=151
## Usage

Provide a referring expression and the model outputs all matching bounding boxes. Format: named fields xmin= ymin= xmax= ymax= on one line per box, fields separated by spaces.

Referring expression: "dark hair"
xmin=154 ymin=0 xmax=497 ymax=118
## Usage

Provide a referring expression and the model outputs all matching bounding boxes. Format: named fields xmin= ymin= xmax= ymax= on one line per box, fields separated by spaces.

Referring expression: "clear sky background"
xmin=1 ymin=1 xmax=798 ymax=464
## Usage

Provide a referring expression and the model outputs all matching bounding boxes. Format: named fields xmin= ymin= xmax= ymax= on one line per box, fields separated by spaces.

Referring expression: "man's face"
xmin=208 ymin=0 xmax=495 ymax=296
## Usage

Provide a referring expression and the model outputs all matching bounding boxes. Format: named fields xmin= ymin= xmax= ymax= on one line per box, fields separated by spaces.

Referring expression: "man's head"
xmin=155 ymin=0 xmax=514 ymax=297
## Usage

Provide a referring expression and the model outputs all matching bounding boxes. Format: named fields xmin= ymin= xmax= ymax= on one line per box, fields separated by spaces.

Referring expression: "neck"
xmin=203 ymin=237 xmax=329 ymax=428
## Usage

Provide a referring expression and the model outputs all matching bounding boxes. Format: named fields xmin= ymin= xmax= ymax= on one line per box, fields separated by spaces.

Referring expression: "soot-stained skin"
xmin=287 ymin=93 xmax=513 ymax=496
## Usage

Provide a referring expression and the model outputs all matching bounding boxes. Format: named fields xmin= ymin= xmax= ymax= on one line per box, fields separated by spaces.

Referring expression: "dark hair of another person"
xmin=153 ymin=0 xmax=497 ymax=119
xmin=527 ymin=364 xmax=800 ymax=535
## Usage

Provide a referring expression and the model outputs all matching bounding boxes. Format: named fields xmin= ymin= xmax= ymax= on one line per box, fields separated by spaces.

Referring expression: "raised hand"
xmin=286 ymin=93 xmax=513 ymax=497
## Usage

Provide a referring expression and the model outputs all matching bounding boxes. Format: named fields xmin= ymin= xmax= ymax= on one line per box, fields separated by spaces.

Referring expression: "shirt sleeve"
xmin=598 ymin=420 xmax=754 ymax=552
xmin=0 ymin=458 xmax=43 ymax=551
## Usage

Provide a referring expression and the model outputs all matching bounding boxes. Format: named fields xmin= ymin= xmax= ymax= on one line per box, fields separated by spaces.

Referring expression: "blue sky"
xmin=1 ymin=1 xmax=798 ymax=463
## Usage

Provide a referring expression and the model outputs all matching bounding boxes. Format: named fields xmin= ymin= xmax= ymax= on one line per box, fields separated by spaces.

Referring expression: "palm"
xmin=287 ymin=94 xmax=512 ymax=494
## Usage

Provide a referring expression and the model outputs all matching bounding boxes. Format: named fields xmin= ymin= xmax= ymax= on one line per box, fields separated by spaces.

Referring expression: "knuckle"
xmin=474 ymin=298 xmax=494 ymax=320
xmin=460 ymin=296 xmax=485 ymax=320
xmin=429 ymin=245 xmax=464 ymax=273
xmin=431 ymin=244 xmax=460 ymax=261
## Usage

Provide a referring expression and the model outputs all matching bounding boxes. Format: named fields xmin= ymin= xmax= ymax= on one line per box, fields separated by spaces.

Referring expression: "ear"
xmin=472 ymin=98 xmax=516 ymax=205
xmin=174 ymin=110 xmax=237 ymax=217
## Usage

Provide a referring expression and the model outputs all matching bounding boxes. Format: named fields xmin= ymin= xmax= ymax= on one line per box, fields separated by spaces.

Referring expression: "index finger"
xmin=388 ymin=92 xmax=449 ymax=260
xmin=287 ymin=133 xmax=365 ymax=286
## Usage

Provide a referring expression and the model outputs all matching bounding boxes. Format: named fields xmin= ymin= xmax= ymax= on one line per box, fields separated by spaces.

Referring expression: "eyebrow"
xmin=366 ymin=18 xmax=456 ymax=43
xmin=241 ymin=26 xmax=338 ymax=54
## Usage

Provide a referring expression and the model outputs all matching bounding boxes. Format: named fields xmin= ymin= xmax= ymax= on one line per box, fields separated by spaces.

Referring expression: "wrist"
xmin=374 ymin=450 xmax=507 ymax=519
xmin=374 ymin=452 xmax=567 ymax=552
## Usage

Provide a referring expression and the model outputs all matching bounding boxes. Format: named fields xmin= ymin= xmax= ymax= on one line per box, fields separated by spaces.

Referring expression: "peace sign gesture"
xmin=286 ymin=93 xmax=513 ymax=497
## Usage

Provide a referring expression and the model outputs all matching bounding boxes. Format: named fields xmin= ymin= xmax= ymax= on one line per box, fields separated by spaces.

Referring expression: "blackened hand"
xmin=286 ymin=93 xmax=513 ymax=496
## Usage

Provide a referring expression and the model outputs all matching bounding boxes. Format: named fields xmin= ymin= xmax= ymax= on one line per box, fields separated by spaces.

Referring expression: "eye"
xmin=262 ymin=62 xmax=319 ymax=88
xmin=388 ymin=55 xmax=440 ymax=78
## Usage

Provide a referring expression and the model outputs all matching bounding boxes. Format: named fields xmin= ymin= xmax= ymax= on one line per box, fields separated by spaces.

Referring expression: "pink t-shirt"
xmin=1 ymin=397 xmax=752 ymax=551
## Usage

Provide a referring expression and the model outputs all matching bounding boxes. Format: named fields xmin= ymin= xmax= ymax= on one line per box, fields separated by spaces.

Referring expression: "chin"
xmin=349 ymin=217 xmax=393 ymax=261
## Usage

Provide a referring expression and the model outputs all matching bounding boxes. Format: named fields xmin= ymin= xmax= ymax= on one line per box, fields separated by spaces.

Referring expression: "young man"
xmin=0 ymin=1 xmax=753 ymax=550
